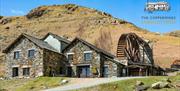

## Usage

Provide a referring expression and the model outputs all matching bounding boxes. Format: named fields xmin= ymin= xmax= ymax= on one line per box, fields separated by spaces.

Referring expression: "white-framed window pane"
xmin=84 ymin=53 xmax=92 ymax=61
xmin=28 ymin=50 xmax=35 ymax=58
xmin=67 ymin=54 xmax=73 ymax=62
xmin=14 ymin=51 xmax=20 ymax=59
xmin=23 ymin=68 xmax=30 ymax=76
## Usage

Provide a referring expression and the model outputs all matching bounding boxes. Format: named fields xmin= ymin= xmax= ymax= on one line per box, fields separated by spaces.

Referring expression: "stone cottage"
xmin=62 ymin=37 xmax=125 ymax=78
xmin=3 ymin=33 xmax=68 ymax=78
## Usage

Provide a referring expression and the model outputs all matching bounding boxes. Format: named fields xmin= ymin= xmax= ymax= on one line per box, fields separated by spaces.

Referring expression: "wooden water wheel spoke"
xmin=117 ymin=33 xmax=154 ymax=65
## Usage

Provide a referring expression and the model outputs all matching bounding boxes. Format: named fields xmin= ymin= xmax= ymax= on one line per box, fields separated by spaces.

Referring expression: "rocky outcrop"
xmin=135 ymin=81 xmax=149 ymax=91
xmin=60 ymin=79 xmax=69 ymax=85
xmin=135 ymin=85 xmax=149 ymax=91
xmin=136 ymin=81 xmax=144 ymax=86
xmin=151 ymin=81 xmax=170 ymax=89
xmin=26 ymin=7 xmax=51 ymax=19
xmin=134 ymin=78 xmax=177 ymax=91
xmin=0 ymin=18 xmax=12 ymax=25
xmin=165 ymin=30 xmax=180 ymax=38
xmin=64 ymin=4 xmax=79 ymax=12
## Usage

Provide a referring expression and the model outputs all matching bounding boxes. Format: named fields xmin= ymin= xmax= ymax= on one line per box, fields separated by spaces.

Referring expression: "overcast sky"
xmin=0 ymin=0 xmax=179 ymax=33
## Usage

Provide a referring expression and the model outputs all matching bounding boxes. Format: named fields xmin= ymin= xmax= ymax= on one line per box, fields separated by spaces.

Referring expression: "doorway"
xmin=103 ymin=66 xmax=108 ymax=77
xmin=77 ymin=65 xmax=90 ymax=78
xmin=67 ymin=67 xmax=72 ymax=77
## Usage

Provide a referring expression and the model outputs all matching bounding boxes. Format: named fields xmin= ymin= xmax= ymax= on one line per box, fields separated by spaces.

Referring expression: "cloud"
xmin=11 ymin=9 xmax=25 ymax=15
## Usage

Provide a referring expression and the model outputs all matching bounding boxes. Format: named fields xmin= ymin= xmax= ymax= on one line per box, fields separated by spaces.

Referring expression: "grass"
xmin=176 ymin=72 xmax=180 ymax=76
xmin=0 ymin=76 xmax=179 ymax=91
xmin=0 ymin=77 xmax=67 ymax=91
xmin=0 ymin=78 xmax=34 ymax=91
xmin=76 ymin=76 xmax=180 ymax=91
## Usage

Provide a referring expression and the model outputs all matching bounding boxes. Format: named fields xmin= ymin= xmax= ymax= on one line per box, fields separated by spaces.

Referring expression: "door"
xmin=67 ymin=67 xmax=72 ymax=77
xmin=12 ymin=67 xmax=18 ymax=77
xmin=77 ymin=66 xmax=90 ymax=78
xmin=103 ymin=66 xmax=108 ymax=77
xmin=49 ymin=67 xmax=55 ymax=77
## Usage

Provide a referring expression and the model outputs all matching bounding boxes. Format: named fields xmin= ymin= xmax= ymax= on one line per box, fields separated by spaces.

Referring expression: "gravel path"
xmin=44 ymin=77 xmax=143 ymax=91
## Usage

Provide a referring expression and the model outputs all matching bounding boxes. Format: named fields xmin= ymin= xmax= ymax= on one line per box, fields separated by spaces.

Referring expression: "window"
xmin=67 ymin=54 xmax=73 ymax=62
xmin=14 ymin=51 xmax=20 ymax=59
xmin=28 ymin=49 xmax=35 ymax=58
xmin=23 ymin=68 xmax=30 ymax=76
xmin=84 ymin=53 xmax=92 ymax=61
xmin=12 ymin=67 xmax=18 ymax=77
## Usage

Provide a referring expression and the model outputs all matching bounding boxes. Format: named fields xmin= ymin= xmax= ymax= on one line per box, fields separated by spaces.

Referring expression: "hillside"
xmin=0 ymin=4 xmax=180 ymax=74
xmin=165 ymin=30 xmax=180 ymax=38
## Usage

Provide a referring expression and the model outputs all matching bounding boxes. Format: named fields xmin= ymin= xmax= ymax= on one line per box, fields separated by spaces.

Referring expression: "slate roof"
xmin=63 ymin=37 xmax=115 ymax=58
xmin=3 ymin=33 xmax=59 ymax=53
xmin=42 ymin=32 xmax=71 ymax=44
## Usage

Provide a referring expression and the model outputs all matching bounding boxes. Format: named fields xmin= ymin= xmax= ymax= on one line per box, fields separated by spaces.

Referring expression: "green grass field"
xmin=0 ymin=76 xmax=179 ymax=91
xmin=0 ymin=77 xmax=67 ymax=91
xmin=76 ymin=76 xmax=180 ymax=91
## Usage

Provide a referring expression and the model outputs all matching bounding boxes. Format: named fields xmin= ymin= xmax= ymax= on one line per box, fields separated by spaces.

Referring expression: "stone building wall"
xmin=101 ymin=55 xmax=118 ymax=77
xmin=43 ymin=49 xmax=67 ymax=76
xmin=5 ymin=38 xmax=44 ymax=78
xmin=64 ymin=42 xmax=101 ymax=77
xmin=64 ymin=41 xmax=119 ymax=77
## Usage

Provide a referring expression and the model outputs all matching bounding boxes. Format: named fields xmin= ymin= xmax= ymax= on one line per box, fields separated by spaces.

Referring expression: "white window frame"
xmin=67 ymin=52 xmax=75 ymax=55
xmin=27 ymin=49 xmax=35 ymax=58
xmin=84 ymin=51 xmax=93 ymax=61
xmin=67 ymin=52 xmax=74 ymax=62
xmin=83 ymin=51 xmax=92 ymax=53
xmin=22 ymin=67 xmax=30 ymax=76
xmin=13 ymin=50 xmax=21 ymax=59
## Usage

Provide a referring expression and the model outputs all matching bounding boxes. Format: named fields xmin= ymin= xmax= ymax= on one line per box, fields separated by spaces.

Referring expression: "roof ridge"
xmin=3 ymin=33 xmax=60 ymax=54
xmin=42 ymin=32 xmax=71 ymax=44
xmin=23 ymin=33 xmax=59 ymax=53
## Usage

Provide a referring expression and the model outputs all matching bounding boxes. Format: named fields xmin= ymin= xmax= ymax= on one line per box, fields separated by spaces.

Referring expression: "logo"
xmin=145 ymin=0 xmax=170 ymax=12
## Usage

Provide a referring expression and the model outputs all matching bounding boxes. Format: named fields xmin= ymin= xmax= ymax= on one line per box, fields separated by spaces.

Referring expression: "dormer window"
xmin=14 ymin=51 xmax=20 ymax=59
xmin=28 ymin=49 xmax=35 ymax=58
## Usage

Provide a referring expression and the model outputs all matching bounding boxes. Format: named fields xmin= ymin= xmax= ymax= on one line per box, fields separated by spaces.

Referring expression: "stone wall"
xmin=64 ymin=41 xmax=119 ymax=77
xmin=5 ymin=37 xmax=44 ymax=78
xmin=64 ymin=42 xmax=101 ymax=77
xmin=100 ymin=55 xmax=118 ymax=77
xmin=43 ymin=49 xmax=67 ymax=76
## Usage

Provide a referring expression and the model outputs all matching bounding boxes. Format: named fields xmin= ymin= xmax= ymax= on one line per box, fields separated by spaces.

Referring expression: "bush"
xmin=0 ymin=16 xmax=3 ymax=19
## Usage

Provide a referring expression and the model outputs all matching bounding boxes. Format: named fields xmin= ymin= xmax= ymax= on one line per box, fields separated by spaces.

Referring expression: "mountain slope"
xmin=165 ymin=30 xmax=180 ymax=38
xmin=0 ymin=4 xmax=180 ymax=72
